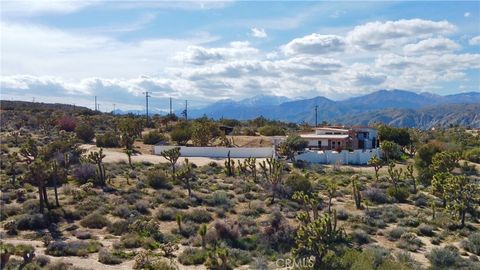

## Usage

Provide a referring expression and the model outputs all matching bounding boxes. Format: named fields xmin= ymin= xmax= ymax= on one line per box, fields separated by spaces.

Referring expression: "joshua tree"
xmin=161 ymin=147 xmax=181 ymax=181
xmin=444 ymin=174 xmax=479 ymax=227
xmin=260 ymin=158 xmax=285 ymax=204
xmin=87 ymin=148 xmax=106 ymax=186
xmin=326 ymin=180 xmax=337 ymax=214
xmin=405 ymin=164 xmax=417 ymax=193
xmin=368 ymin=155 xmax=383 ymax=181
xmin=198 ymin=224 xmax=207 ymax=249
xmin=292 ymin=191 xmax=321 ymax=221
xmin=245 ymin=157 xmax=257 ymax=182
xmin=50 ymin=161 xmax=65 ymax=207
xmin=6 ymin=152 xmax=18 ymax=185
xmin=176 ymin=214 xmax=183 ymax=232
xmin=351 ymin=175 xmax=362 ymax=209
xmin=25 ymin=160 xmax=51 ymax=213
xmin=224 ymin=151 xmax=235 ymax=177
xmin=177 ymin=158 xmax=195 ymax=197
xmin=293 ymin=209 xmax=348 ymax=269
xmin=125 ymin=149 xmax=134 ymax=168
xmin=387 ymin=162 xmax=403 ymax=193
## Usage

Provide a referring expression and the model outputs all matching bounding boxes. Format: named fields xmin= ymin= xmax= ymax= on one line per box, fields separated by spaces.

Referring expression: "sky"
xmin=1 ymin=0 xmax=479 ymax=112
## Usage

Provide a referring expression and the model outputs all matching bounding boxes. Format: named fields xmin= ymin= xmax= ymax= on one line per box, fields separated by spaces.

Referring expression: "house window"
xmin=331 ymin=141 xmax=335 ymax=149
xmin=318 ymin=141 xmax=322 ymax=148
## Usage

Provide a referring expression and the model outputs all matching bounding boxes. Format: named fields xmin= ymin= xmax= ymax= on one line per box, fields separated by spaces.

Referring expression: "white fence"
xmin=295 ymin=148 xmax=381 ymax=165
xmin=153 ymin=146 xmax=275 ymax=158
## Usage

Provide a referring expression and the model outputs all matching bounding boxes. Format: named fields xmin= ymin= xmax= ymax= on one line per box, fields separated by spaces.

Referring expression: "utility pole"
xmin=185 ymin=100 xmax=188 ymax=120
xmin=113 ymin=104 xmax=116 ymax=115
xmin=143 ymin=91 xmax=151 ymax=126
xmin=169 ymin=97 xmax=172 ymax=115
xmin=94 ymin=96 xmax=97 ymax=111
xmin=314 ymin=105 xmax=318 ymax=127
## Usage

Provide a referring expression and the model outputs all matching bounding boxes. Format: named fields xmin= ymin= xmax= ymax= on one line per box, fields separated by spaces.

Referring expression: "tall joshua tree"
xmin=87 ymin=148 xmax=106 ymax=186
xmin=161 ymin=147 xmax=181 ymax=181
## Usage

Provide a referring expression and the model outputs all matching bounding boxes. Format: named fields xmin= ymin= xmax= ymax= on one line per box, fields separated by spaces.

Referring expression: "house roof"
xmin=312 ymin=127 xmax=349 ymax=132
xmin=300 ymin=134 xmax=350 ymax=139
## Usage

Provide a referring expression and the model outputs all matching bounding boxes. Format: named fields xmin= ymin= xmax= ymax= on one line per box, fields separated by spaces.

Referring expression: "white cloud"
xmin=282 ymin=34 xmax=346 ymax=55
xmin=251 ymin=27 xmax=267 ymax=38
xmin=347 ymin=19 xmax=456 ymax=50
xmin=0 ymin=22 xmax=216 ymax=78
xmin=403 ymin=37 xmax=460 ymax=54
xmin=469 ymin=36 xmax=480 ymax=45
xmin=0 ymin=0 xmax=96 ymax=16
xmin=176 ymin=41 xmax=259 ymax=65
xmin=464 ymin=12 xmax=471 ymax=17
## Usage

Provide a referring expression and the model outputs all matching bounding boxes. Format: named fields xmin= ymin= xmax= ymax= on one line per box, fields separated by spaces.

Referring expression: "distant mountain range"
xmin=189 ymin=90 xmax=480 ymax=128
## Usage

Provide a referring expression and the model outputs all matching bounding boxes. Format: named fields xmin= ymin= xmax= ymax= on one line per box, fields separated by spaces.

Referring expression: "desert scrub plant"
xmin=178 ymin=247 xmax=208 ymax=265
xmin=98 ymin=248 xmax=123 ymax=265
xmin=397 ymin=232 xmax=423 ymax=252
xmin=145 ymin=169 xmax=172 ymax=190
xmin=80 ymin=212 xmax=110 ymax=229
xmin=464 ymin=232 xmax=480 ymax=255
xmin=427 ymin=246 xmax=461 ymax=268
xmin=417 ymin=224 xmax=435 ymax=237
xmin=351 ymin=229 xmax=371 ymax=245
xmin=387 ymin=227 xmax=407 ymax=241
xmin=184 ymin=209 xmax=213 ymax=223
xmin=363 ymin=187 xmax=388 ymax=204
xmin=107 ymin=220 xmax=130 ymax=236
xmin=142 ymin=130 xmax=166 ymax=145
xmin=46 ymin=240 xmax=102 ymax=256
xmin=386 ymin=186 xmax=409 ymax=203
xmin=167 ymin=198 xmax=189 ymax=209
xmin=95 ymin=132 xmax=120 ymax=148
xmin=156 ymin=207 xmax=178 ymax=221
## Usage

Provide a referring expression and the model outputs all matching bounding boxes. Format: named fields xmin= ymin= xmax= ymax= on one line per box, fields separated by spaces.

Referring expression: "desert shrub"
xmin=337 ymin=210 xmax=349 ymax=220
xmin=464 ymin=147 xmax=480 ymax=163
xmin=112 ymin=204 xmax=134 ymax=219
xmin=207 ymin=190 xmax=232 ymax=208
xmin=258 ymin=125 xmax=285 ymax=136
xmin=284 ymin=174 xmax=312 ymax=196
xmin=156 ymin=208 xmax=178 ymax=221
xmin=34 ymin=255 xmax=50 ymax=267
xmin=363 ymin=188 xmax=388 ymax=204
xmin=399 ymin=217 xmax=420 ymax=228
xmin=178 ymin=248 xmax=207 ymax=265
xmin=98 ymin=248 xmax=123 ymax=265
xmin=260 ymin=211 xmax=295 ymax=253
xmin=386 ymin=186 xmax=409 ymax=203
xmin=229 ymin=248 xmax=253 ymax=266
xmin=464 ymin=232 xmax=480 ymax=255
xmin=57 ymin=116 xmax=77 ymax=132
xmin=417 ymin=224 xmax=435 ymax=237
xmin=134 ymin=200 xmax=150 ymax=214
xmin=170 ymin=124 xmax=192 ymax=145
xmin=75 ymin=122 xmax=95 ymax=143
xmin=388 ymin=227 xmax=407 ymax=241
xmin=80 ymin=212 xmax=110 ymax=229
xmin=428 ymin=246 xmax=460 ymax=268
xmin=351 ymin=229 xmax=371 ymax=245
xmin=75 ymin=231 xmax=92 ymax=240
xmin=143 ymin=130 xmax=166 ymax=145
xmin=167 ymin=198 xmax=189 ymax=209
xmin=16 ymin=214 xmax=48 ymax=230
xmin=397 ymin=232 xmax=423 ymax=252
xmin=184 ymin=209 xmax=212 ymax=223
xmin=46 ymin=240 xmax=101 ymax=256
xmin=413 ymin=193 xmax=429 ymax=207
xmin=107 ymin=220 xmax=130 ymax=236
xmin=96 ymin=132 xmax=120 ymax=148
xmin=120 ymin=233 xmax=143 ymax=249
xmin=73 ymin=164 xmax=96 ymax=184
xmin=146 ymin=170 xmax=172 ymax=190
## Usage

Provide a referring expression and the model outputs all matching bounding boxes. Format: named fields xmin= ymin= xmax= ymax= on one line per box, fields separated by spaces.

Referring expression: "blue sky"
xmin=1 ymin=1 xmax=479 ymax=112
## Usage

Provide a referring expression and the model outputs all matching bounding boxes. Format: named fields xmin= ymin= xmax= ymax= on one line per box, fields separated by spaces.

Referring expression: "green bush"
xmin=386 ymin=186 xmax=409 ymax=203
xmin=178 ymin=248 xmax=208 ymax=265
xmin=143 ymin=130 xmax=166 ymax=145
xmin=464 ymin=147 xmax=480 ymax=163
xmin=156 ymin=207 xmax=178 ymax=221
xmin=417 ymin=224 xmax=435 ymax=237
xmin=464 ymin=232 xmax=480 ymax=255
xmin=46 ymin=240 xmax=101 ymax=256
xmin=75 ymin=122 xmax=95 ymax=143
xmin=146 ymin=170 xmax=172 ymax=190
xmin=428 ymin=246 xmax=460 ymax=268
xmin=184 ymin=209 xmax=212 ymax=223
xmin=170 ymin=124 xmax=192 ymax=145
xmin=284 ymin=174 xmax=312 ymax=196
xmin=107 ymin=220 xmax=130 ymax=235
xmin=351 ymin=229 xmax=371 ymax=245
xmin=397 ymin=232 xmax=423 ymax=252
xmin=96 ymin=132 xmax=120 ymax=148
xmin=258 ymin=125 xmax=285 ymax=136
xmin=98 ymin=248 xmax=123 ymax=265
xmin=80 ymin=212 xmax=110 ymax=229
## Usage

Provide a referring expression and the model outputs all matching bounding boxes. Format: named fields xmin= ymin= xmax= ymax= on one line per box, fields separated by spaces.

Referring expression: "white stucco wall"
xmin=295 ymin=148 xmax=381 ymax=165
xmin=153 ymin=146 xmax=275 ymax=158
